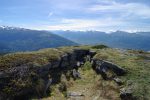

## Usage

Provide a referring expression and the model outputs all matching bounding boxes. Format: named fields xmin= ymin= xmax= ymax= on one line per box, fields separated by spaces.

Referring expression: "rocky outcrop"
xmin=91 ymin=59 xmax=131 ymax=100
xmin=0 ymin=48 xmax=130 ymax=100
xmin=92 ymin=59 xmax=126 ymax=80
xmin=0 ymin=49 xmax=96 ymax=100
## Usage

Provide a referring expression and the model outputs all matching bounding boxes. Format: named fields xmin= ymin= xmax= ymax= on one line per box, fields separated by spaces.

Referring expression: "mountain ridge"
xmin=53 ymin=30 xmax=150 ymax=51
xmin=0 ymin=27 xmax=78 ymax=53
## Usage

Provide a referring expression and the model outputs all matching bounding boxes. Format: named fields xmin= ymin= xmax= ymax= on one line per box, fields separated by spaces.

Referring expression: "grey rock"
xmin=72 ymin=69 xmax=81 ymax=79
xmin=76 ymin=61 xmax=84 ymax=67
xmin=92 ymin=59 xmax=126 ymax=80
xmin=120 ymin=87 xmax=133 ymax=100
xmin=67 ymin=92 xmax=84 ymax=97
xmin=113 ymin=77 xmax=123 ymax=85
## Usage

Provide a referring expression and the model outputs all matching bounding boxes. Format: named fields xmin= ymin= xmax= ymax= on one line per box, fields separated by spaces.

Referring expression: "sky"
xmin=0 ymin=0 xmax=150 ymax=32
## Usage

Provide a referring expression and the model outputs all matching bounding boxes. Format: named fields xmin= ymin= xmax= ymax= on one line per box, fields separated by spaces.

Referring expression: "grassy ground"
xmin=0 ymin=48 xmax=65 ymax=69
xmin=41 ymin=47 xmax=150 ymax=100
xmin=94 ymin=48 xmax=150 ymax=100
xmin=0 ymin=45 xmax=92 ymax=69
xmin=39 ymin=61 xmax=121 ymax=100
xmin=1 ymin=45 xmax=150 ymax=100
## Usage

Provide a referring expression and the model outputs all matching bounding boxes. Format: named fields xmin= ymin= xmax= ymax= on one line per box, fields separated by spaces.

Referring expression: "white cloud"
xmin=88 ymin=2 xmax=150 ymax=18
xmin=44 ymin=18 xmax=125 ymax=31
xmin=16 ymin=0 xmax=150 ymax=32
xmin=24 ymin=17 xmax=150 ymax=32
xmin=47 ymin=19 xmax=99 ymax=30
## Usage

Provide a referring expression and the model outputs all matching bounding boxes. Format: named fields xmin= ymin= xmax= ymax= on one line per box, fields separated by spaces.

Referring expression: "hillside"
xmin=0 ymin=45 xmax=149 ymax=100
xmin=0 ymin=26 xmax=77 ymax=53
xmin=53 ymin=31 xmax=150 ymax=51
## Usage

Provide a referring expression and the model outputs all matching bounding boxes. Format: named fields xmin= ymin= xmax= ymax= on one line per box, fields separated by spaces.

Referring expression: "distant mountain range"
xmin=0 ymin=26 xmax=77 ymax=53
xmin=53 ymin=30 xmax=150 ymax=51
xmin=0 ymin=26 xmax=149 ymax=52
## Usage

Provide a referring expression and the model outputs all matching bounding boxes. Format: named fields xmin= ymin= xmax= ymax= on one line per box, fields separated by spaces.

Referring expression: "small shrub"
xmin=92 ymin=44 xmax=108 ymax=49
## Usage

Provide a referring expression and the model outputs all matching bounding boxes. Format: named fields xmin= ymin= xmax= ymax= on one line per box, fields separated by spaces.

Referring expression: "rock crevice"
xmin=0 ymin=49 xmax=95 ymax=100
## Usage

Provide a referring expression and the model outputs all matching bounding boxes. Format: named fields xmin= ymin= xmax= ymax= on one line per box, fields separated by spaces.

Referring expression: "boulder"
xmin=92 ymin=59 xmax=126 ymax=79
xmin=101 ymin=61 xmax=126 ymax=76
xmin=72 ymin=69 xmax=81 ymax=79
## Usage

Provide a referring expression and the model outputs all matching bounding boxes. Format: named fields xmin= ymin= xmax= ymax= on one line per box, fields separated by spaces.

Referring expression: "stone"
xmin=86 ymin=55 xmax=91 ymax=61
xmin=72 ymin=69 xmax=81 ymax=79
xmin=101 ymin=61 xmax=126 ymax=76
xmin=76 ymin=61 xmax=84 ymax=67
xmin=120 ymin=87 xmax=133 ymax=100
xmin=113 ymin=77 xmax=123 ymax=85
xmin=95 ymin=66 xmax=107 ymax=80
xmin=92 ymin=59 xmax=126 ymax=80
xmin=76 ymin=61 xmax=81 ymax=67
xmin=67 ymin=92 xmax=84 ymax=97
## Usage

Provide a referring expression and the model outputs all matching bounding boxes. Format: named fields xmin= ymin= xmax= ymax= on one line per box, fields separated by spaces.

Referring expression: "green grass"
xmin=94 ymin=48 xmax=150 ymax=99
xmin=0 ymin=48 xmax=65 ymax=69
xmin=1 ymin=45 xmax=150 ymax=99
xmin=0 ymin=45 xmax=93 ymax=69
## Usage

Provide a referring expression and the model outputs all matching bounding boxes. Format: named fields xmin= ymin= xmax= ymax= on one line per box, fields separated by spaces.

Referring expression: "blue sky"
xmin=0 ymin=0 xmax=150 ymax=32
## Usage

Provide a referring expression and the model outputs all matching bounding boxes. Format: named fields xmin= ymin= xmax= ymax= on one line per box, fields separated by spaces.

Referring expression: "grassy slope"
xmin=0 ymin=48 xmax=65 ymax=69
xmin=94 ymin=48 xmax=150 ymax=99
xmin=36 ymin=46 xmax=150 ymax=100
xmin=0 ymin=45 xmax=150 ymax=99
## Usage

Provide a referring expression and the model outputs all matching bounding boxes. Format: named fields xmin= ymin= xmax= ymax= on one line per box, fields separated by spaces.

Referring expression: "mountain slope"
xmin=53 ymin=30 xmax=150 ymax=51
xmin=0 ymin=26 xmax=77 ymax=52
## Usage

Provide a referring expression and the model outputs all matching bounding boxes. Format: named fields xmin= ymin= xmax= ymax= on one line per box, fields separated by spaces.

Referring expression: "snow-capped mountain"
xmin=0 ymin=26 xmax=28 ymax=30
